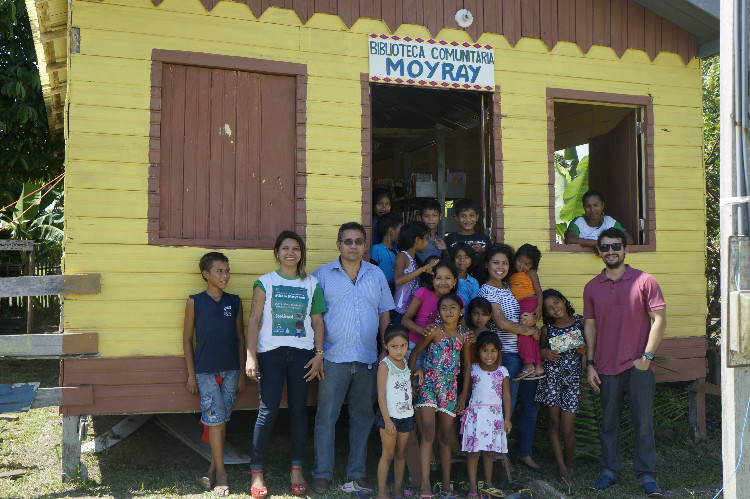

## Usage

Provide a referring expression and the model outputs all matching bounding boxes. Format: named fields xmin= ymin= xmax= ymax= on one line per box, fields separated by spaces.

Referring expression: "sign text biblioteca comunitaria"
xmin=369 ymin=35 xmax=495 ymax=91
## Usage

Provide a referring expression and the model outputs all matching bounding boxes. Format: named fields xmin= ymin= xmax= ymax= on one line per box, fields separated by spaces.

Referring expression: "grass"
xmin=1 ymin=365 xmax=723 ymax=499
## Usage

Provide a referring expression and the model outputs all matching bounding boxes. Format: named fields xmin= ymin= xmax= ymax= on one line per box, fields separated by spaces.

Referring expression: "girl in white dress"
xmin=457 ymin=331 xmax=512 ymax=499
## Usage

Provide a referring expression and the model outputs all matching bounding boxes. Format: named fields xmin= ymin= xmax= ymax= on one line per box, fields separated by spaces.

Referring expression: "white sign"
xmin=369 ymin=34 xmax=495 ymax=91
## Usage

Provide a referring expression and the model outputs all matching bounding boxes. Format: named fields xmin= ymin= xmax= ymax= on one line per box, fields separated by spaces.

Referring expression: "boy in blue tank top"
xmin=183 ymin=252 xmax=246 ymax=497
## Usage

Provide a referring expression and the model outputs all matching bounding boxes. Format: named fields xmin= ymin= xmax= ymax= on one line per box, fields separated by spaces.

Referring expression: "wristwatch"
xmin=586 ymin=360 xmax=596 ymax=366
xmin=642 ymin=352 xmax=654 ymax=361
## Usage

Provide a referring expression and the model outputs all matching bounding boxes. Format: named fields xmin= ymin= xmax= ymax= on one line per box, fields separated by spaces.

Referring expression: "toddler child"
xmin=376 ymin=325 xmax=415 ymax=499
xmin=452 ymin=243 xmax=479 ymax=306
xmin=408 ymin=293 xmax=468 ymax=499
xmin=508 ymin=243 xmax=544 ymax=380
xmin=183 ymin=252 xmax=246 ymax=497
xmin=372 ymin=188 xmax=393 ymax=245
xmin=417 ymin=198 xmax=447 ymax=262
xmin=371 ymin=212 xmax=402 ymax=294
xmin=443 ymin=199 xmax=492 ymax=259
xmin=393 ymin=222 xmax=438 ymax=324
xmin=457 ymin=331 xmax=511 ymax=499
xmin=534 ymin=289 xmax=587 ymax=486
xmin=464 ymin=297 xmax=492 ymax=365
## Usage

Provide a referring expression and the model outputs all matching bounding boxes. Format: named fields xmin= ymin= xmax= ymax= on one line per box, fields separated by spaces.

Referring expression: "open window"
xmin=547 ymin=89 xmax=655 ymax=252
xmin=368 ymin=84 xmax=496 ymax=238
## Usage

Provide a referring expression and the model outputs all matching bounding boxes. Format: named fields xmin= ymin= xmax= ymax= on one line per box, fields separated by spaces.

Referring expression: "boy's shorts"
xmin=375 ymin=409 xmax=415 ymax=433
xmin=196 ymin=370 xmax=239 ymax=426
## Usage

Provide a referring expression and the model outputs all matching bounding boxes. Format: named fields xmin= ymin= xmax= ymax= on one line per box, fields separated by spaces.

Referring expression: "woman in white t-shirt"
xmin=246 ymin=231 xmax=326 ymax=498
xmin=564 ymin=190 xmax=633 ymax=248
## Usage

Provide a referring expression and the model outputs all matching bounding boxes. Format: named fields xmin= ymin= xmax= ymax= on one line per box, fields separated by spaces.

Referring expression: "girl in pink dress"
xmin=457 ymin=331 xmax=511 ymax=499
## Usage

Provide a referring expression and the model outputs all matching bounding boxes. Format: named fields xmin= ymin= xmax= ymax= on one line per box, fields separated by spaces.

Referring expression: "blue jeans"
xmin=503 ymin=352 xmax=540 ymax=458
xmin=196 ymin=370 xmax=239 ymax=426
xmin=599 ymin=366 xmax=657 ymax=484
xmin=313 ymin=360 xmax=377 ymax=481
xmin=251 ymin=347 xmax=314 ymax=470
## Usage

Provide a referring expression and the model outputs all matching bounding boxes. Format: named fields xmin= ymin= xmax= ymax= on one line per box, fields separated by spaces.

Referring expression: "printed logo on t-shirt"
xmin=223 ymin=306 xmax=232 ymax=317
xmin=271 ymin=285 xmax=309 ymax=337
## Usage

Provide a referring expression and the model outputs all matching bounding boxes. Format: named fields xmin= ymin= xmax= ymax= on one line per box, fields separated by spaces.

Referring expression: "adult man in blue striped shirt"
xmin=311 ymin=222 xmax=395 ymax=494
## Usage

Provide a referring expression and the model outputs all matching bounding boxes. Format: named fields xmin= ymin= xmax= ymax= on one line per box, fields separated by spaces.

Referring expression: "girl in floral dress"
xmin=408 ymin=293 xmax=467 ymax=499
xmin=457 ymin=331 xmax=511 ymax=499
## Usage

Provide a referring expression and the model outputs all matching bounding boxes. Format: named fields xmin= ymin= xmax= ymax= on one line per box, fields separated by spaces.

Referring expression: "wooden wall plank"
xmin=677 ymin=25 xmax=691 ymax=65
xmin=592 ymin=0 xmax=610 ymax=48
xmin=181 ymin=66 xmax=198 ymax=240
xmin=359 ymin=0 xmax=381 ymax=22
xmin=0 ymin=274 xmax=100 ymax=298
xmin=503 ymin=0 xmax=521 ymax=46
xmin=381 ymin=0 xmax=397 ymax=32
xmin=627 ymin=0 xmax=644 ymax=52
xmin=521 ymin=0 xmax=541 ymax=39
xmin=0 ymin=333 xmax=97 ymax=357
xmin=442 ymin=0 xmax=457 ymax=33
xmin=220 ymin=69 xmax=237 ymax=241
xmin=557 ymin=0 xmax=574 ymax=42
xmin=483 ymin=0 xmax=502 ymax=41
xmin=575 ymin=0 xmax=592 ymax=53
xmin=644 ymin=7 xmax=657 ymax=60
xmin=195 ymin=67 xmax=211 ymax=239
xmin=539 ymin=0 xmax=557 ymax=49
xmin=610 ymin=0 xmax=627 ymax=57
xmin=292 ymin=0 xmax=312 ymax=23
xmin=466 ymin=0 xmax=483 ymax=41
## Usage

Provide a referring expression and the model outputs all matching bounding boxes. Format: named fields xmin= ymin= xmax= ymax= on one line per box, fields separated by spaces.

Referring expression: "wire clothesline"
xmin=0 ymin=172 xmax=65 ymax=231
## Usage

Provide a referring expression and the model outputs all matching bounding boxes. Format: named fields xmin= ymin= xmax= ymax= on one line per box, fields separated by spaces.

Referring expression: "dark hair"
xmin=397 ymin=221 xmax=429 ymax=252
xmin=419 ymin=198 xmax=442 ymax=216
xmin=377 ymin=212 xmax=402 ymax=239
xmin=425 ymin=259 xmax=459 ymax=293
xmin=597 ymin=227 xmax=627 ymax=248
xmin=474 ymin=330 xmax=502 ymax=357
xmin=582 ymin=189 xmax=605 ymax=204
xmin=453 ymin=198 xmax=480 ymax=216
xmin=450 ymin=243 xmax=474 ymax=262
xmin=515 ymin=243 xmax=541 ymax=271
xmin=479 ymin=244 xmax=515 ymax=284
xmin=466 ymin=297 xmax=492 ymax=329
xmin=419 ymin=255 xmax=441 ymax=287
xmin=373 ymin=188 xmax=393 ymax=204
xmin=383 ymin=324 xmax=410 ymax=345
xmin=541 ymin=289 xmax=576 ymax=325
xmin=437 ymin=292 xmax=463 ymax=311
xmin=338 ymin=222 xmax=366 ymax=242
xmin=274 ymin=230 xmax=307 ymax=278
xmin=199 ymin=252 xmax=229 ymax=281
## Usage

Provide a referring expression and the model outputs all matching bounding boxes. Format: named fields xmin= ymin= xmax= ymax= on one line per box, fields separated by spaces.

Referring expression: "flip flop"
xmin=195 ymin=474 xmax=213 ymax=492
xmin=480 ymin=486 xmax=505 ymax=498
xmin=521 ymin=374 xmax=545 ymax=381
xmin=340 ymin=481 xmax=374 ymax=494
xmin=513 ymin=370 xmax=533 ymax=381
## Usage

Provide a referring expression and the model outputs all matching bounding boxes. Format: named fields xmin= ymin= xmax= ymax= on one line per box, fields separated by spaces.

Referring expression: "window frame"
xmin=546 ymin=88 xmax=656 ymax=253
xmin=148 ymin=49 xmax=307 ymax=249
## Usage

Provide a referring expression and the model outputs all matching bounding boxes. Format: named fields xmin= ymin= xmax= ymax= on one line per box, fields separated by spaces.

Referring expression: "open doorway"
xmin=370 ymin=84 xmax=494 ymax=239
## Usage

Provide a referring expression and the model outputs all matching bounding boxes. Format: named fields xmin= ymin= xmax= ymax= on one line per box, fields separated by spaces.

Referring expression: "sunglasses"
xmin=598 ymin=242 xmax=623 ymax=252
xmin=340 ymin=238 xmax=366 ymax=246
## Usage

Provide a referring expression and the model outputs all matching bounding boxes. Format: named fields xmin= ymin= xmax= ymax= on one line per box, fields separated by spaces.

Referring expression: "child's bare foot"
xmin=534 ymin=365 xmax=545 ymax=376
xmin=523 ymin=363 xmax=534 ymax=374
xmin=559 ymin=468 xmax=574 ymax=486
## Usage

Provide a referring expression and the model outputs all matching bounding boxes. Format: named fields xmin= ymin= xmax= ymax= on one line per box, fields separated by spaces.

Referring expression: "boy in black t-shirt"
xmin=183 ymin=252 xmax=246 ymax=497
xmin=443 ymin=198 xmax=492 ymax=259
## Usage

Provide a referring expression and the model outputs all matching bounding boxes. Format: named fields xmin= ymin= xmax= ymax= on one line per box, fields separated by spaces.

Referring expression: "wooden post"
xmin=688 ymin=377 xmax=707 ymax=438
xmin=26 ymin=245 xmax=35 ymax=334
xmin=720 ymin=0 xmax=750 ymax=496
xmin=61 ymin=415 xmax=87 ymax=482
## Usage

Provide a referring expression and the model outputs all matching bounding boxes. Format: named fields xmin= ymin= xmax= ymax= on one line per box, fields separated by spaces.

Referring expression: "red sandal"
xmin=290 ymin=466 xmax=307 ymax=495
xmin=249 ymin=470 xmax=268 ymax=499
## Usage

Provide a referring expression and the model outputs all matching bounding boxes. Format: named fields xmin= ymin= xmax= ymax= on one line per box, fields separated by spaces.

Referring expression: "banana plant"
xmin=0 ymin=182 xmax=63 ymax=254
xmin=554 ymin=149 xmax=589 ymax=241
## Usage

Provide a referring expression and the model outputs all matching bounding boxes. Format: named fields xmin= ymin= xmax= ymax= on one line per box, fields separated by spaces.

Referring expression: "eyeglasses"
xmin=598 ymin=242 xmax=623 ymax=252
xmin=340 ymin=238 xmax=366 ymax=246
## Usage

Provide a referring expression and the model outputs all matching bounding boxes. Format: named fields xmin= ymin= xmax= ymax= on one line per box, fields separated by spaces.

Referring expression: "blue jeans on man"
xmin=312 ymin=359 xmax=377 ymax=482
xmin=598 ymin=366 xmax=657 ymax=486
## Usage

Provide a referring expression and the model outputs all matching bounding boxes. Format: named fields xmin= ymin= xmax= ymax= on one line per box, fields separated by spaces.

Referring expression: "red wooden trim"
xmin=60 ymin=356 xmax=319 ymax=416
xmin=361 ymin=73 xmax=372 ymax=244
xmin=152 ymin=49 xmax=305 ymax=76
xmin=492 ymin=85 xmax=504 ymax=243
xmin=149 ymin=0 xmax=697 ymax=64
xmin=546 ymin=87 xmax=656 ymax=253
xmin=61 ymin=333 xmax=98 ymax=355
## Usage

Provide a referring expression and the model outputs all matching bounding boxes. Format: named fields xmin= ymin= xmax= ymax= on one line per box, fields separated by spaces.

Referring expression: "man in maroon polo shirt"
xmin=583 ymin=228 xmax=667 ymax=497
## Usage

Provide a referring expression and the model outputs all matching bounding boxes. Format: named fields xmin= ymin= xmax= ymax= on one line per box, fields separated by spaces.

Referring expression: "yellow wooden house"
xmin=27 ymin=0 xmax=714 ymax=426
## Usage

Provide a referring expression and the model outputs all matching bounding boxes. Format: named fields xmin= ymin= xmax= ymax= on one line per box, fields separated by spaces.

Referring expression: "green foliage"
xmin=0 ymin=0 xmax=63 ymax=196
xmin=702 ymin=55 xmax=720 ymax=343
xmin=0 ymin=183 xmax=64 ymax=263
xmin=553 ymin=149 xmax=589 ymax=241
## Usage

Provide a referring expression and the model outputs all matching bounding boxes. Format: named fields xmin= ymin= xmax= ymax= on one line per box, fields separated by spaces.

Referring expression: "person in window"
xmin=564 ymin=190 xmax=633 ymax=248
